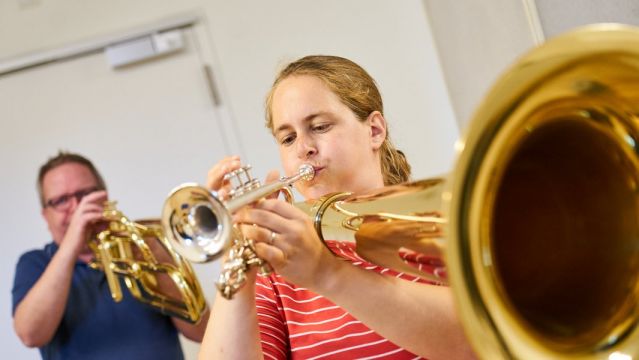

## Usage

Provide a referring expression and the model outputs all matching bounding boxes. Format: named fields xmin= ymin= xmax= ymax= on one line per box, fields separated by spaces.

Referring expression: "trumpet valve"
xmin=224 ymin=165 xmax=261 ymax=199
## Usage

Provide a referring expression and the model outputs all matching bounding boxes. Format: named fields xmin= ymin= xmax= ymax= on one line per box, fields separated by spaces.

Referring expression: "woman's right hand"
xmin=206 ymin=155 xmax=242 ymax=199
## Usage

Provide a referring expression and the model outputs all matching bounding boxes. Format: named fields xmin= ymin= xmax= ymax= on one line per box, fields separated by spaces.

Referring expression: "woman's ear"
xmin=367 ymin=111 xmax=387 ymax=150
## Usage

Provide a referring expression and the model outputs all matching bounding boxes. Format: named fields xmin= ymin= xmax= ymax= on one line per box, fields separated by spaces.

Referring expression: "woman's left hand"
xmin=233 ymin=198 xmax=340 ymax=289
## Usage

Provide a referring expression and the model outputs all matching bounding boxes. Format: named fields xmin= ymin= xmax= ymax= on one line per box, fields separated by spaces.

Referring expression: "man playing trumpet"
xmin=12 ymin=151 xmax=208 ymax=360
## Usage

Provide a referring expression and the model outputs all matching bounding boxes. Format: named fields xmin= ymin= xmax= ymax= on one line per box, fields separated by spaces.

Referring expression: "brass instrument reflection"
xmin=88 ymin=202 xmax=206 ymax=323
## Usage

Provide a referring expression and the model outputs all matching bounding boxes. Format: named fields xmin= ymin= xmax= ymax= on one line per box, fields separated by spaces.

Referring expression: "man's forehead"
xmin=42 ymin=163 xmax=97 ymax=195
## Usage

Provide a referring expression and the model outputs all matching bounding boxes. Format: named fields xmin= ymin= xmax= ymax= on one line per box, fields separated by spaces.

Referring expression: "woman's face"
xmin=270 ymin=75 xmax=386 ymax=199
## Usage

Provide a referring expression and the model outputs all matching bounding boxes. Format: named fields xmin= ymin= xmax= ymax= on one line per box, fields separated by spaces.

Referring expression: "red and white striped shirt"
xmin=255 ymin=240 xmax=445 ymax=359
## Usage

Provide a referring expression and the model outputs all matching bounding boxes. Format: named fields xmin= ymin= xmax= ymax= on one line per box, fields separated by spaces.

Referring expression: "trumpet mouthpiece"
xmin=299 ymin=164 xmax=315 ymax=181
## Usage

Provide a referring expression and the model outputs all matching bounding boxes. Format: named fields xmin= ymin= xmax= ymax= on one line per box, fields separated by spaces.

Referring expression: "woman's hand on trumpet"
xmin=233 ymin=198 xmax=341 ymax=292
xmin=205 ymin=155 xmax=242 ymax=200
xmin=205 ymin=156 xmax=333 ymax=288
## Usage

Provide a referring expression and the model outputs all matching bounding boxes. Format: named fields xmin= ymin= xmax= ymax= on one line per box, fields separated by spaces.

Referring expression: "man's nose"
xmin=67 ymin=195 xmax=81 ymax=213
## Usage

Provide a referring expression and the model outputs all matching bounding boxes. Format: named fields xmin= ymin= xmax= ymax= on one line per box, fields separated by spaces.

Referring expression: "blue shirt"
xmin=12 ymin=242 xmax=184 ymax=360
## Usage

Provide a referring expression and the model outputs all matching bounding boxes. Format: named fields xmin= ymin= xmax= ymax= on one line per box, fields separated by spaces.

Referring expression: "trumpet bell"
xmin=446 ymin=23 xmax=639 ymax=358
xmin=162 ymin=183 xmax=232 ymax=263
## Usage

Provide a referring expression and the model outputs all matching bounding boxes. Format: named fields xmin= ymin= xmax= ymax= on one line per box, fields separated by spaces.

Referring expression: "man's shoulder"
xmin=16 ymin=242 xmax=56 ymax=267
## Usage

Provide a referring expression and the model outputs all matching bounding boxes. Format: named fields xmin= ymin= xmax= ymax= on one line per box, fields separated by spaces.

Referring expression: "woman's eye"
xmin=281 ymin=134 xmax=295 ymax=146
xmin=312 ymin=124 xmax=331 ymax=132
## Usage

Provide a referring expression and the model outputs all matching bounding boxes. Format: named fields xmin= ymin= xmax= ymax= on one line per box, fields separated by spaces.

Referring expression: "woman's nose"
xmin=296 ymin=136 xmax=317 ymax=159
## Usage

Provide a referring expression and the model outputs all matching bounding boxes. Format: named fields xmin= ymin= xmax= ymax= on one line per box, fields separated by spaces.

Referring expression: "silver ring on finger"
xmin=269 ymin=231 xmax=277 ymax=245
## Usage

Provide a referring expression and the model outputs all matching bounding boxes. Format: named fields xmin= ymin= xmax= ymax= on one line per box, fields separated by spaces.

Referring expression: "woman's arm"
xmin=198 ymin=271 xmax=264 ymax=359
xmin=315 ymin=256 xmax=475 ymax=360
xmin=199 ymin=155 xmax=268 ymax=359
xmin=239 ymin=199 xmax=477 ymax=360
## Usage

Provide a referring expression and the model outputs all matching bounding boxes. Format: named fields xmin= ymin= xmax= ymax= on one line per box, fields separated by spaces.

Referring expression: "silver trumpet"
xmin=162 ymin=164 xmax=314 ymax=298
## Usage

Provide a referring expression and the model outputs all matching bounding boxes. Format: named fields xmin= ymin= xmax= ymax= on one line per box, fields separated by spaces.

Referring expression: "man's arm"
xmin=171 ymin=307 xmax=210 ymax=342
xmin=13 ymin=246 xmax=78 ymax=347
xmin=14 ymin=192 xmax=106 ymax=347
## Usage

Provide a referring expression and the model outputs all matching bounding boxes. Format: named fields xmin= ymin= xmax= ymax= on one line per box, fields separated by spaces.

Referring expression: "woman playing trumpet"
xmin=200 ymin=55 xmax=475 ymax=359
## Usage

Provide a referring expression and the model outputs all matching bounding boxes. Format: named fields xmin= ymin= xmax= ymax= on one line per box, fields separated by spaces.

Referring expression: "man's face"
xmin=41 ymin=162 xmax=100 ymax=245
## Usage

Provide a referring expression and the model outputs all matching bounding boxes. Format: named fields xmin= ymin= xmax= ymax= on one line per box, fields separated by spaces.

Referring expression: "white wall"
xmin=424 ymin=0 xmax=639 ymax=132
xmin=423 ymin=0 xmax=540 ymax=132
xmin=0 ymin=1 xmax=458 ymax=359
xmin=535 ymin=0 xmax=639 ymax=37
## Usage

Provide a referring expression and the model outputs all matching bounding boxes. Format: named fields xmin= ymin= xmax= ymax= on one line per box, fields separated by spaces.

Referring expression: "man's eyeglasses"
xmin=44 ymin=187 xmax=101 ymax=211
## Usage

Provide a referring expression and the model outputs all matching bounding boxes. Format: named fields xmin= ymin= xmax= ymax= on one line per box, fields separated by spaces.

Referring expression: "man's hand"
xmin=59 ymin=190 xmax=107 ymax=259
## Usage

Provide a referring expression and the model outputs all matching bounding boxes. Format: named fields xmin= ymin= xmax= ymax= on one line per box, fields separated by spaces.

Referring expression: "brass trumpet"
xmin=162 ymin=24 xmax=639 ymax=359
xmin=88 ymin=201 xmax=207 ymax=323
xmin=162 ymin=164 xmax=314 ymax=298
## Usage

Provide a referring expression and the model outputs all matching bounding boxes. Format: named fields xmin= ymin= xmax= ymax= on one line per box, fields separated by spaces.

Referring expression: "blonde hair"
xmin=265 ymin=55 xmax=411 ymax=185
